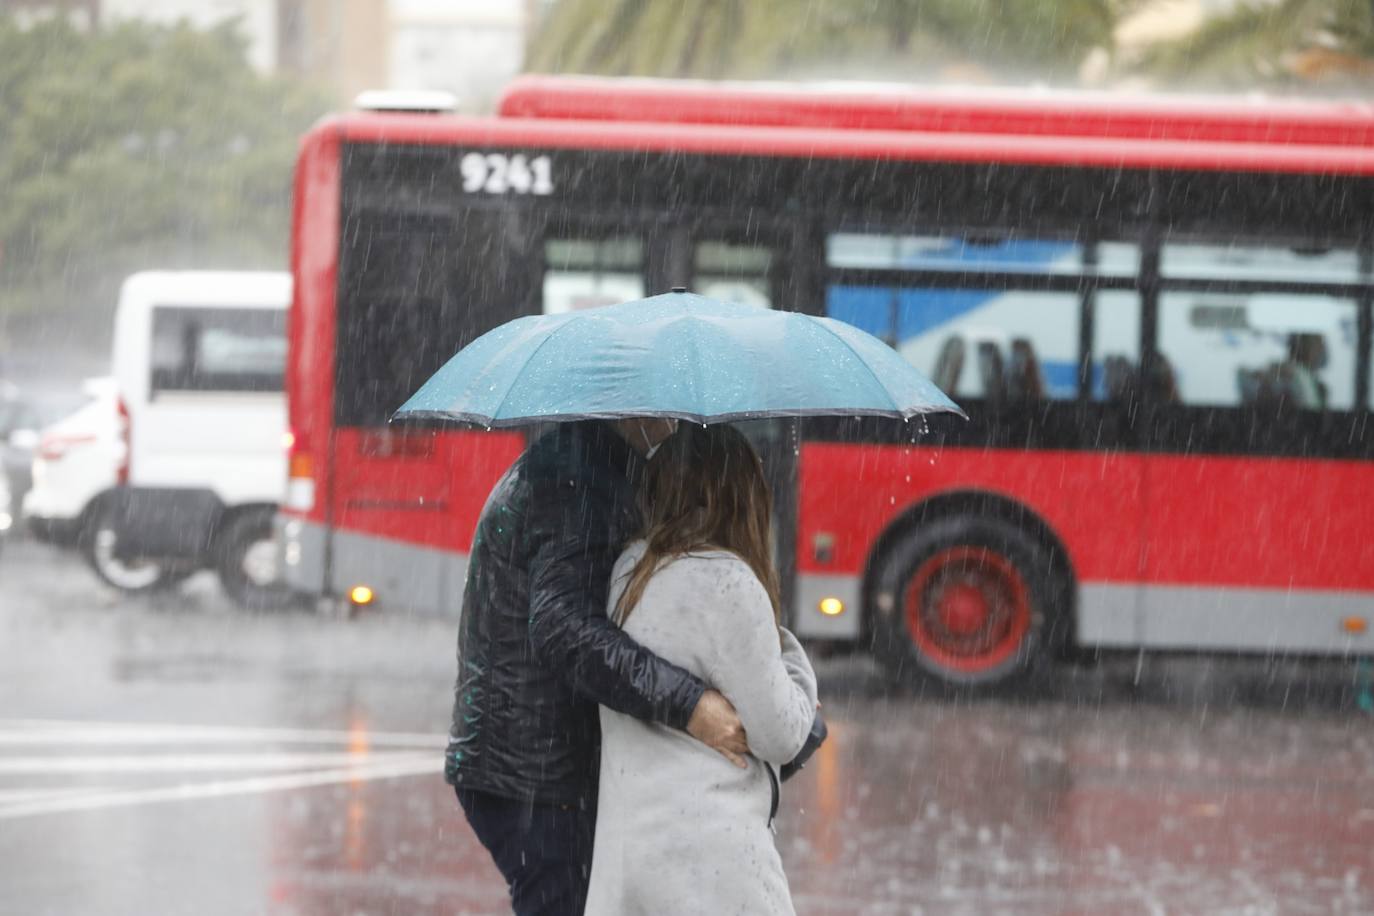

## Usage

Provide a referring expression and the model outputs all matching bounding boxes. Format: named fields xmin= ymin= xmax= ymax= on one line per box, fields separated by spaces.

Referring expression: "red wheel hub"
xmin=936 ymin=583 xmax=990 ymax=636
xmin=904 ymin=546 xmax=1032 ymax=674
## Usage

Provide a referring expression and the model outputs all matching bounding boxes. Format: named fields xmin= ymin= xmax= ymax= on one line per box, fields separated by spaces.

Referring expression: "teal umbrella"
xmin=393 ymin=291 xmax=963 ymax=426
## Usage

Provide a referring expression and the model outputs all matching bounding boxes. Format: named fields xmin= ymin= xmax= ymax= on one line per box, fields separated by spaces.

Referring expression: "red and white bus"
xmin=280 ymin=77 xmax=1374 ymax=687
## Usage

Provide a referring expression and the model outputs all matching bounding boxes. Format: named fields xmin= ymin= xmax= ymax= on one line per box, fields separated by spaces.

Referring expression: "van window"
xmin=149 ymin=306 xmax=286 ymax=395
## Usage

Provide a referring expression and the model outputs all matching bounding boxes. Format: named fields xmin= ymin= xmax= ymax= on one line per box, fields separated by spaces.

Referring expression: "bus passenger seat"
xmin=1237 ymin=366 xmax=1265 ymax=404
xmin=931 ymin=337 xmax=966 ymax=395
xmin=1282 ymin=333 xmax=1329 ymax=410
xmin=1006 ymin=338 xmax=1047 ymax=401
xmin=1238 ymin=337 xmax=1328 ymax=411
xmin=1146 ymin=354 xmax=1181 ymax=404
xmin=1102 ymin=355 xmax=1135 ymax=403
xmin=976 ymin=342 xmax=1004 ymax=401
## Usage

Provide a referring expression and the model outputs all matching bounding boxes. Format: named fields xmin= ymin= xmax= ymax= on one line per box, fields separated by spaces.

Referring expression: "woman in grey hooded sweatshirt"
xmin=586 ymin=424 xmax=818 ymax=916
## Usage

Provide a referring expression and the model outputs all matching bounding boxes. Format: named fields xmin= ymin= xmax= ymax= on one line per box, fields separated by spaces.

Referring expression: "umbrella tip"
xmin=670 ymin=286 xmax=687 ymax=294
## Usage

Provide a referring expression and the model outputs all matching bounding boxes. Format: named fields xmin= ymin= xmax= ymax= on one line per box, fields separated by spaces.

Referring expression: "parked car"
xmin=0 ymin=382 xmax=42 ymax=517
xmin=23 ymin=378 xmax=119 ymax=546
xmin=94 ymin=271 xmax=292 ymax=608
xmin=0 ymin=462 xmax=12 ymax=554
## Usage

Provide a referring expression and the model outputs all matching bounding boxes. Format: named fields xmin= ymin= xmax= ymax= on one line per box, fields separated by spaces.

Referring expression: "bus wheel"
xmin=217 ymin=508 xmax=292 ymax=611
xmin=871 ymin=515 xmax=1066 ymax=689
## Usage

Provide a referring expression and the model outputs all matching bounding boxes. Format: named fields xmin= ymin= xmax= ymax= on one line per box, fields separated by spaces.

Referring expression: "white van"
xmin=98 ymin=271 xmax=291 ymax=607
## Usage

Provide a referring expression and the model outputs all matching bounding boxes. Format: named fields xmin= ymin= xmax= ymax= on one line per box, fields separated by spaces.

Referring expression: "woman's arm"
xmin=779 ymin=627 xmax=818 ymax=709
xmin=705 ymin=559 xmax=818 ymax=765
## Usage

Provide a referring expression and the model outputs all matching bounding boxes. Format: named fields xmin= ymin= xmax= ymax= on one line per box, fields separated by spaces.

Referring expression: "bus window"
xmin=1092 ymin=289 xmax=1142 ymax=403
xmin=1160 ymin=241 xmax=1361 ymax=283
xmin=1370 ymin=320 xmax=1374 ymax=412
xmin=825 ymin=285 xmax=1081 ymax=402
xmin=695 ymin=242 xmax=772 ymax=309
xmin=1157 ymin=240 xmax=1360 ymax=411
xmin=823 ymin=231 xmax=1124 ymax=402
xmin=827 ymin=233 xmax=1087 ymax=275
xmin=335 ymin=210 xmax=529 ymax=427
xmin=1159 ymin=294 xmax=1356 ymax=410
xmin=543 ymin=238 xmax=643 ymax=314
xmin=336 ymin=222 xmax=457 ymax=426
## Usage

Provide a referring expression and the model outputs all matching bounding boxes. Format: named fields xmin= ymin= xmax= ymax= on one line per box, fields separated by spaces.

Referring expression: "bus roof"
xmin=497 ymin=75 xmax=1374 ymax=148
xmin=319 ymin=108 xmax=1374 ymax=177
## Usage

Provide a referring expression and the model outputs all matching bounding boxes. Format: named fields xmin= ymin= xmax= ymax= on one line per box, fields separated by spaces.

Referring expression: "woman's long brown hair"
xmin=615 ymin=424 xmax=781 ymax=630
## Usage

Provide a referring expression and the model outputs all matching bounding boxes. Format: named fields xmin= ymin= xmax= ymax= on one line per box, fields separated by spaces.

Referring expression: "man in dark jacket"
xmin=448 ymin=418 xmax=747 ymax=916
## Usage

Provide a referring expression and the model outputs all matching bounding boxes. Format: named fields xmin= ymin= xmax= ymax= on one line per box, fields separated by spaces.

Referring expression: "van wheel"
xmin=83 ymin=506 xmax=191 ymax=593
xmin=870 ymin=514 xmax=1069 ymax=690
xmin=217 ymin=509 xmax=291 ymax=610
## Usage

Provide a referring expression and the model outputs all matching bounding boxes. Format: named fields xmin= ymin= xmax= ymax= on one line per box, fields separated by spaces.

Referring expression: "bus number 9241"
xmin=460 ymin=152 xmax=555 ymax=196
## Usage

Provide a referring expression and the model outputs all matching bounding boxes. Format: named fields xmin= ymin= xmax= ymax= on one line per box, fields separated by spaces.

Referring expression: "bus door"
xmin=680 ymin=225 xmax=801 ymax=624
xmin=533 ymin=219 xmax=800 ymax=616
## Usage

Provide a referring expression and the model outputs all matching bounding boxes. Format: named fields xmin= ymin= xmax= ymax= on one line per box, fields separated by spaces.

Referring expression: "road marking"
xmin=0 ymin=719 xmax=445 ymax=748
xmin=0 ymin=718 xmax=448 ymax=820
xmin=0 ymin=757 xmax=440 ymax=820
xmin=0 ymin=752 xmax=436 ymax=774
xmin=0 ymin=786 xmax=114 ymax=803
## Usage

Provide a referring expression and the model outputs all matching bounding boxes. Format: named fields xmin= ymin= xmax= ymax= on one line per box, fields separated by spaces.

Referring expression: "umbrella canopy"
xmin=393 ymin=291 xmax=963 ymax=426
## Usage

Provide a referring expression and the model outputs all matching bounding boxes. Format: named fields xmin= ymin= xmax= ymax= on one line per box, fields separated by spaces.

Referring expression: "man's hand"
xmin=686 ymin=689 xmax=749 ymax=768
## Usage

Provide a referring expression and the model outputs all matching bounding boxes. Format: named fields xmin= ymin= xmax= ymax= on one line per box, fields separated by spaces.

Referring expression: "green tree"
xmin=0 ymin=16 xmax=328 ymax=339
xmin=1133 ymin=0 xmax=1374 ymax=89
xmin=526 ymin=0 xmax=1122 ymax=83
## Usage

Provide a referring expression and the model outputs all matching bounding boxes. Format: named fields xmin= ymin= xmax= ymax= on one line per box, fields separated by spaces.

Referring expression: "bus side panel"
xmin=322 ymin=428 xmax=524 ymax=614
xmin=1142 ymin=454 xmax=1374 ymax=590
xmin=329 ymin=428 xmax=523 ymax=552
xmin=795 ymin=442 xmax=1145 ymax=640
xmin=281 ymin=123 xmax=342 ymax=598
xmin=796 ymin=443 xmax=1374 ymax=654
xmin=286 ymin=122 xmax=343 ymax=533
xmin=1139 ymin=454 xmax=1374 ymax=652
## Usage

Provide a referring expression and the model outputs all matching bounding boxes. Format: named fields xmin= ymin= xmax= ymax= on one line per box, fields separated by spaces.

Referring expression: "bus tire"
xmin=216 ymin=508 xmax=292 ymax=611
xmin=869 ymin=514 xmax=1068 ymax=690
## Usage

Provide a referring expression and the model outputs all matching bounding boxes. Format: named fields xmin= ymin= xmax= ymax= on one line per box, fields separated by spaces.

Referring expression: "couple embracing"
xmin=447 ymin=417 xmax=822 ymax=915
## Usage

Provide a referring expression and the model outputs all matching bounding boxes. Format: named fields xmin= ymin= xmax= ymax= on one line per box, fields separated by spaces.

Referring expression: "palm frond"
xmin=527 ymin=0 xmax=1119 ymax=82
xmin=1133 ymin=0 xmax=1374 ymax=88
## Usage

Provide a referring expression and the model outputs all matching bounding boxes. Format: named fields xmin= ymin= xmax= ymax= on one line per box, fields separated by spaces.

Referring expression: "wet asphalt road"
xmin=1 ymin=535 xmax=1371 ymax=915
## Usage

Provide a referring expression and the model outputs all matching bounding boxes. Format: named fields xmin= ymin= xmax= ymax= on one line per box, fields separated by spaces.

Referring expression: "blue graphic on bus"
xmin=826 ymin=238 xmax=1081 ymax=400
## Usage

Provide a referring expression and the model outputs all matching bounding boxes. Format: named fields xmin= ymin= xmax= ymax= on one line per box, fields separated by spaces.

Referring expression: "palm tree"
xmin=1133 ymin=0 xmax=1374 ymax=89
xmin=526 ymin=0 xmax=1122 ymax=84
